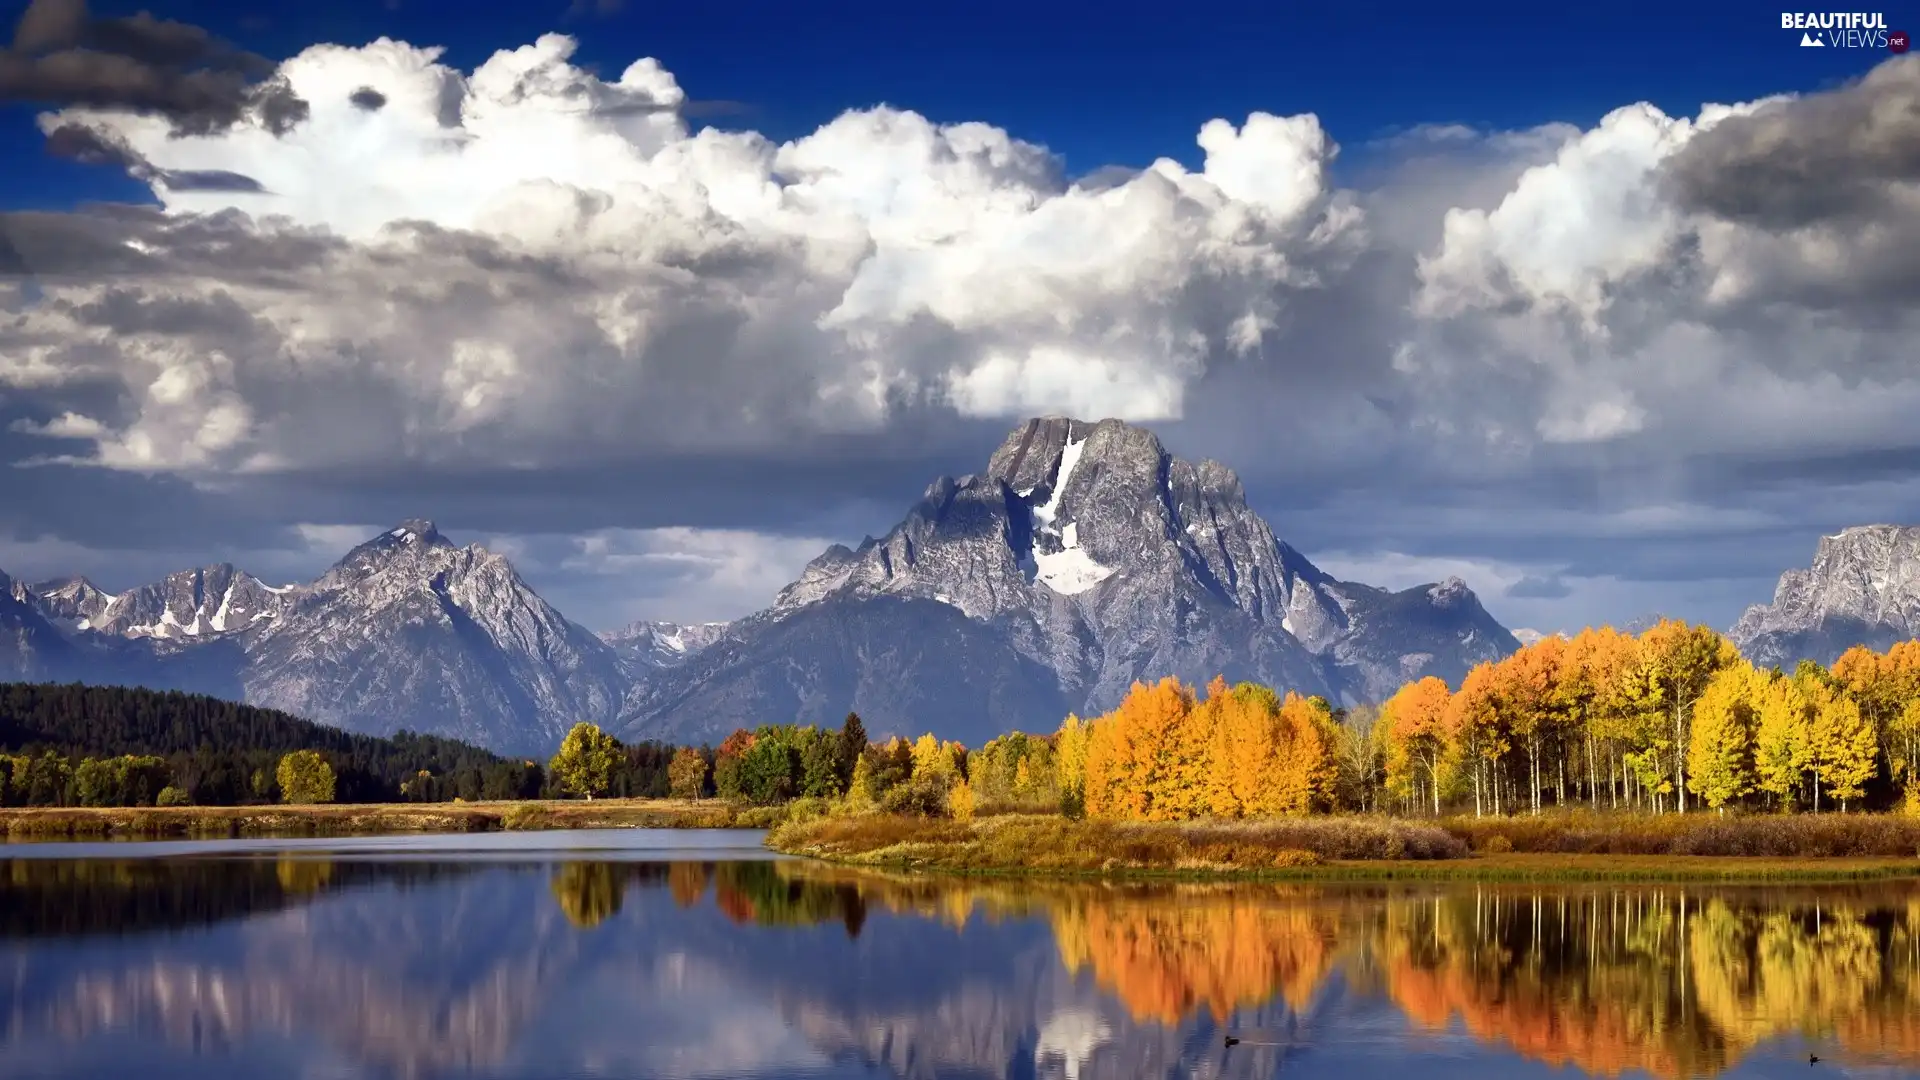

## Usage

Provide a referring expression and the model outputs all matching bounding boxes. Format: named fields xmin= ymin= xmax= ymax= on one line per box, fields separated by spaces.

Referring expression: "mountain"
xmin=1731 ymin=524 xmax=1920 ymax=667
xmin=601 ymin=620 xmax=731 ymax=670
xmin=7 ymin=520 xmax=626 ymax=755
xmin=240 ymin=520 xmax=627 ymax=753
xmin=618 ymin=416 xmax=1518 ymax=746
xmin=0 ymin=570 xmax=76 ymax=682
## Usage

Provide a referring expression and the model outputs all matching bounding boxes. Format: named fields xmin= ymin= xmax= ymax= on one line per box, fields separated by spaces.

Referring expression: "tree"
xmin=668 ymin=746 xmax=708 ymax=800
xmin=738 ymin=729 xmax=799 ymax=803
xmin=1805 ymin=679 xmax=1877 ymax=811
xmin=1084 ymin=677 xmax=1200 ymax=821
xmin=1055 ymin=714 xmax=1090 ymax=814
xmin=713 ymin=729 xmax=755 ymax=800
xmin=1383 ymin=677 xmax=1452 ymax=815
xmin=1629 ymin=619 xmax=1736 ymax=813
xmin=836 ymin=713 xmax=868 ymax=789
xmin=1687 ymin=663 xmax=1764 ymax=811
xmin=845 ymin=753 xmax=879 ymax=809
xmin=797 ymin=727 xmax=844 ymax=798
xmin=548 ymin=722 xmax=621 ymax=800
xmin=276 ymin=750 xmax=337 ymax=804
xmin=1204 ymin=678 xmax=1278 ymax=819
xmin=1755 ymin=675 xmax=1811 ymax=808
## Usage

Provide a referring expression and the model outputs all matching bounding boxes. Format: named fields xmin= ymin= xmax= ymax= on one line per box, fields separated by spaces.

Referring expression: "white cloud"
xmin=13 ymin=33 xmax=1361 ymax=476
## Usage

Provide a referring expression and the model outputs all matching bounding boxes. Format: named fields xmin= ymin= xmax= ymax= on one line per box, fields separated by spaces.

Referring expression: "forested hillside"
xmin=0 ymin=683 xmax=544 ymax=805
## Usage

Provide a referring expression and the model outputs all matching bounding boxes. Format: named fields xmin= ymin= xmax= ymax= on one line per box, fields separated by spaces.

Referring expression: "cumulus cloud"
xmin=2 ymin=29 xmax=1918 ymax=631
xmin=8 ymin=32 xmax=1361 ymax=481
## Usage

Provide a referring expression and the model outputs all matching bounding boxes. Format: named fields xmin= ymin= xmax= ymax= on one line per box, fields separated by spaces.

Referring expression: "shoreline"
xmin=0 ymin=798 xmax=779 ymax=841
xmin=773 ymin=851 xmax=1920 ymax=884
xmin=767 ymin=811 xmax=1920 ymax=884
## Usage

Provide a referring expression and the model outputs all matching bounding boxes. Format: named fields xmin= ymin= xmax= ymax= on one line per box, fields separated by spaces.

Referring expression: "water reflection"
xmin=3 ymin=847 xmax=1919 ymax=1079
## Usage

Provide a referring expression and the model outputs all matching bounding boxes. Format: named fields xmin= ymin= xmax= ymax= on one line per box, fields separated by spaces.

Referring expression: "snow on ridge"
xmin=211 ymin=583 xmax=232 ymax=632
xmin=1026 ymin=438 xmax=1115 ymax=596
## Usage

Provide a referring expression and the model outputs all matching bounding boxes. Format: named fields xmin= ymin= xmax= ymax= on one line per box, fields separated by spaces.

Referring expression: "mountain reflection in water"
xmin=2 ymin=847 xmax=1917 ymax=1079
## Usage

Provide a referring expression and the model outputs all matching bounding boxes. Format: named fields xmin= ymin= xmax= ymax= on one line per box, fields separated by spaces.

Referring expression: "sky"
xmin=0 ymin=0 xmax=1914 ymax=635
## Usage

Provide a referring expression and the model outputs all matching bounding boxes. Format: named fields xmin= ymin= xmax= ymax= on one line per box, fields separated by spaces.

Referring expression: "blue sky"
xmin=0 ymin=0 xmax=1894 ymax=208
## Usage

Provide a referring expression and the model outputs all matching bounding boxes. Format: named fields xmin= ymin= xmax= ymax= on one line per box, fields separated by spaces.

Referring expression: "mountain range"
xmin=6 ymin=416 xmax=1909 ymax=753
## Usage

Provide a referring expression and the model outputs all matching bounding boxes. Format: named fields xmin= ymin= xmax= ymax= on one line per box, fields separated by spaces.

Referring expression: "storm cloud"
xmin=0 ymin=0 xmax=308 ymax=134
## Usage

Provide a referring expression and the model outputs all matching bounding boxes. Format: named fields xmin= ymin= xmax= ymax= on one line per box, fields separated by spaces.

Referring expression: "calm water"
xmin=2 ymin=832 xmax=1917 ymax=1079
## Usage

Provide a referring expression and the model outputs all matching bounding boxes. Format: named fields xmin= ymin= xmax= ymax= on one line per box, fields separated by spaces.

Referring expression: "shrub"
xmin=784 ymin=796 xmax=832 ymax=827
xmin=880 ymin=774 xmax=950 ymax=817
xmin=501 ymin=803 xmax=552 ymax=831
xmin=948 ymin=779 xmax=977 ymax=822
xmin=1482 ymin=834 xmax=1514 ymax=854
xmin=155 ymin=786 xmax=191 ymax=807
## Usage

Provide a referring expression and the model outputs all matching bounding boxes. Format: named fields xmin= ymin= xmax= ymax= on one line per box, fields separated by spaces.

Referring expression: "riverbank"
xmin=768 ymin=811 xmax=1920 ymax=882
xmin=0 ymin=798 xmax=781 ymax=840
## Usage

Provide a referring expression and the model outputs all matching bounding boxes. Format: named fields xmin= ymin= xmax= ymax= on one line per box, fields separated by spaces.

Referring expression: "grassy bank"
xmin=768 ymin=811 xmax=1920 ymax=882
xmin=0 ymin=798 xmax=784 ymax=841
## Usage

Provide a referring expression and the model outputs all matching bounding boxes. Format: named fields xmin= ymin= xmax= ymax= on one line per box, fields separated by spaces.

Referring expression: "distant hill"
xmin=0 ymin=682 xmax=540 ymax=804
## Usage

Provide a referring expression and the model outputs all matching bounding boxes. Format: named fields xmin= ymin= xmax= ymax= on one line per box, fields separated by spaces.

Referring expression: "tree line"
xmin=20 ymin=617 xmax=1920 ymax=817
xmin=591 ymin=620 xmax=1920 ymax=822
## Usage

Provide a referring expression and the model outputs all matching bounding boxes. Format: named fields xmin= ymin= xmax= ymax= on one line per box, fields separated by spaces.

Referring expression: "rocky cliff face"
xmin=1731 ymin=525 xmax=1920 ymax=666
xmin=621 ymin=416 xmax=1518 ymax=745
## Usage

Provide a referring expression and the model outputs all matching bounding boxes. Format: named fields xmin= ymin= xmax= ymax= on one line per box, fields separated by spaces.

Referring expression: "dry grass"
xmin=768 ymin=813 xmax=1466 ymax=876
xmin=0 ymin=798 xmax=772 ymax=841
xmin=770 ymin=811 xmax=1920 ymax=881
xmin=1442 ymin=810 xmax=1920 ymax=858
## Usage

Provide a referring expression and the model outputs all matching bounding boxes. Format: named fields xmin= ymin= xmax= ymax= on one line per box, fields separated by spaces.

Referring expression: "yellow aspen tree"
xmin=1686 ymin=662 xmax=1765 ymax=811
xmin=1805 ymin=679 xmax=1877 ymax=812
xmin=1630 ymin=619 xmax=1737 ymax=813
xmin=1755 ymin=674 xmax=1811 ymax=807
xmin=1271 ymin=692 xmax=1337 ymax=814
xmin=1055 ymin=713 xmax=1091 ymax=805
xmin=911 ymin=733 xmax=950 ymax=781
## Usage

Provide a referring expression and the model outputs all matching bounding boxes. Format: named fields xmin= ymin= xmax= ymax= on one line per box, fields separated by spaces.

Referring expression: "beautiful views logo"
xmin=1781 ymin=11 xmax=1903 ymax=47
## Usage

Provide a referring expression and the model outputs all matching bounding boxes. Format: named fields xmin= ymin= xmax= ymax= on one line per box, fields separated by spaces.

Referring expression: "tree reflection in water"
xmin=767 ymin=866 xmax=1920 ymax=1078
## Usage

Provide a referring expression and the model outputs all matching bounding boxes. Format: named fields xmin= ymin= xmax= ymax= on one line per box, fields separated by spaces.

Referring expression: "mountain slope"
xmin=1731 ymin=524 xmax=1920 ymax=666
xmin=7 ymin=520 xmax=625 ymax=755
xmin=620 ymin=416 xmax=1517 ymax=744
xmin=241 ymin=520 xmax=627 ymax=754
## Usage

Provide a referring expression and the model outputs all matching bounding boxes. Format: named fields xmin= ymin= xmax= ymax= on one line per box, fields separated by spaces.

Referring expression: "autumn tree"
xmin=1832 ymin=641 xmax=1920 ymax=798
xmin=1084 ymin=677 xmax=1202 ymax=821
xmin=1445 ymin=663 xmax=1510 ymax=816
xmin=1628 ymin=619 xmax=1737 ymax=813
xmin=1563 ymin=626 xmax=1643 ymax=809
xmin=1687 ymin=662 xmax=1765 ymax=811
xmin=549 ymin=722 xmax=622 ymax=800
xmin=668 ymin=746 xmax=708 ymax=800
xmin=713 ymin=729 xmax=755 ymax=800
xmin=1805 ymin=677 xmax=1877 ymax=811
xmin=276 ymin=749 xmax=336 ymax=805
xmin=1755 ymin=675 xmax=1811 ymax=808
xmin=1055 ymin=714 xmax=1091 ymax=815
xmin=1383 ymin=676 xmax=1453 ymax=815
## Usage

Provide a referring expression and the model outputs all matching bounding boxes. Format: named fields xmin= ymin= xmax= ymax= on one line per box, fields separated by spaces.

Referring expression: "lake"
xmin=1 ymin=830 xmax=1915 ymax=1079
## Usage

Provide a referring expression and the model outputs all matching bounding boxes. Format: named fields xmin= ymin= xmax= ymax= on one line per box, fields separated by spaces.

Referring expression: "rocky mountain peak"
xmin=1731 ymin=523 xmax=1920 ymax=666
xmin=622 ymin=415 xmax=1519 ymax=744
xmin=601 ymin=619 xmax=732 ymax=670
